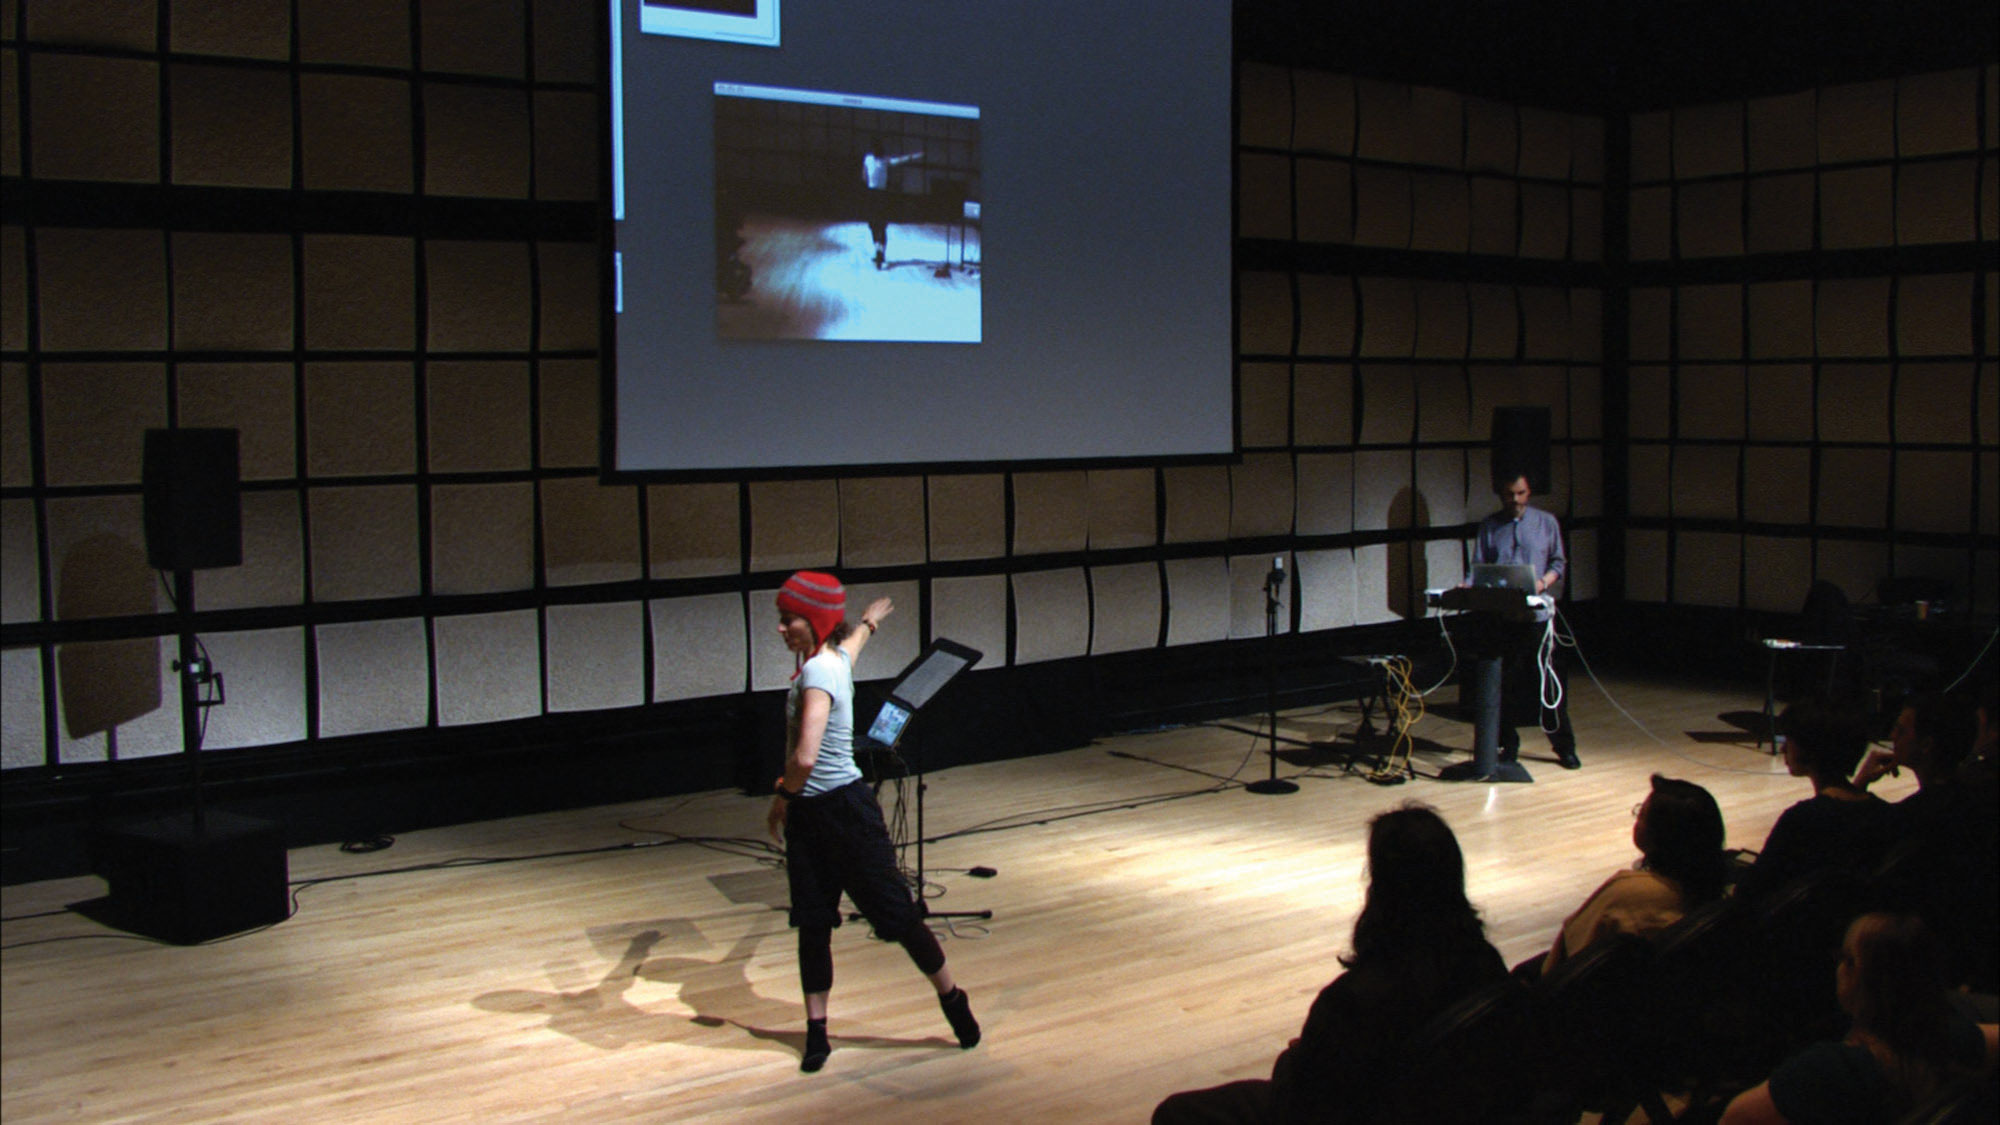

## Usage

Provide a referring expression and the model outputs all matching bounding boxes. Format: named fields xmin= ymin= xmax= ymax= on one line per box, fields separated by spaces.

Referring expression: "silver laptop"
xmin=1469 ymin=563 xmax=1536 ymax=591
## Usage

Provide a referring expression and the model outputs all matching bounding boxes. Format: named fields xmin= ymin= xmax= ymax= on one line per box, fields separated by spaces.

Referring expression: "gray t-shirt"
xmin=788 ymin=648 xmax=861 ymax=796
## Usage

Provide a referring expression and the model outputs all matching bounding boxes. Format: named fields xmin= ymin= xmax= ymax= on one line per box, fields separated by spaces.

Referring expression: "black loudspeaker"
xmin=143 ymin=428 xmax=242 ymax=571
xmin=1490 ymin=406 xmax=1551 ymax=495
xmin=85 ymin=810 xmax=290 ymax=944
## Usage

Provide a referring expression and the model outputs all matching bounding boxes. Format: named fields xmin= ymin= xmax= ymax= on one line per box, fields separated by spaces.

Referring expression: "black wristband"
xmin=774 ymin=781 xmax=803 ymax=800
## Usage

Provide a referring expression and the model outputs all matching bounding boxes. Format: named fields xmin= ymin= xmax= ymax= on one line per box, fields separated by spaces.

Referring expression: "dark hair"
xmin=1345 ymin=802 xmax=1485 ymax=968
xmin=1637 ymin=775 xmax=1727 ymax=905
xmin=1777 ymin=697 xmax=1871 ymax=779
xmin=1902 ymin=692 xmax=1980 ymax=779
xmin=1843 ymin=913 xmax=1978 ymax=1112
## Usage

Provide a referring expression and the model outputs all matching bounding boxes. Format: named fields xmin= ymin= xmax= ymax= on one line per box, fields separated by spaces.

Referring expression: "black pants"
xmin=785 ymin=781 xmax=943 ymax=994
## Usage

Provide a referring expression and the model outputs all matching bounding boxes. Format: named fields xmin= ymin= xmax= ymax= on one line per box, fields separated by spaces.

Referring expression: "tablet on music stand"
xmin=862 ymin=637 xmax=982 ymax=749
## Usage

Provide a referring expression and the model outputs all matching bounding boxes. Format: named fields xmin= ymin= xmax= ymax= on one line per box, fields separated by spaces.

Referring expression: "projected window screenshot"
xmin=713 ymin=84 xmax=982 ymax=343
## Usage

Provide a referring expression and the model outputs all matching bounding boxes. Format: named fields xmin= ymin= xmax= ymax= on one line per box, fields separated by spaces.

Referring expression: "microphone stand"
xmin=1245 ymin=558 xmax=1300 ymax=795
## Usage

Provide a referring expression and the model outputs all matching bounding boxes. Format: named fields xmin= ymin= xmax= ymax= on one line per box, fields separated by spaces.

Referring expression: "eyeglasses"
xmin=1631 ymin=802 xmax=1647 ymax=818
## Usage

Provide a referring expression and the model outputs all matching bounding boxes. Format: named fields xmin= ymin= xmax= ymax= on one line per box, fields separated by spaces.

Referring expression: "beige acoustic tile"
xmin=926 ymin=474 xmax=1004 ymax=561
xmin=1818 ymin=79 xmax=1895 ymax=164
xmin=192 ymin=490 xmax=302 ymax=610
xmin=1521 ymin=287 xmax=1570 ymax=363
xmin=1897 ymin=159 xmax=1978 ymax=245
xmin=1627 ymin=185 xmax=1673 ymax=261
xmin=39 ymin=363 xmax=163 ymax=486
xmin=1896 ymin=451 xmax=1975 ymax=534
xmin=1293 ymin=69 xmax=1355 ymax=155
xmin=428 ymin=361 xmax=530 ymax=472
xmin=308 ymin=484 xmax=419 ymax=601
xmin=0 ymin=365 xmax=28 ymax=487
xmin=433 ymin=609 xmax=540 ymax=727
xmin=42 ymin=495 xmax=149 ymax=627
xmin=1519 ymin=182 xmax=1570 ymax=260
xmin=1012 ymin=470 xmax=1087 ymax=557
xmin=1748 ymin=280 xmax=1814 ymax=358
xmin=171 ymin=0 xmax=287 ymax=58
xmin=1425 ymin=536 xmax=1467 ymax=593
xmin=1677 ymin=365 xmax=1747 ymax=439
xmin=170 ymin=63 xmax=291 ymax=188
xmin=1748 ymin=90 xmax=1816 ymax=172
xmin=541 ymin=477 xmax=639 ymax=586
xmin=1413 ymin=281 xmax=1468 ymax=359
xmin=1089 ymin=562 xmax=1161 ymax=655
xmin=300 ymin=73 xmax=413 ymax=193
xmin=1414 ymin=364 xmax=1470 ymax=443
xmin=1570 ymin=365 xmax=1604 ymax=441
xmin=1239 ymin=361 xmax=1290 ymax=449
xmin=838 ymin=476 xmax=925 ymax=568
xmin=1517 ymin=365 xmax=1571 ymax=439
xmin=2 ymin=647 xmax=48 ymax=767
xmin=1744 ymin=447 xmax=1811 ymax=524
xmin=1821 ymin=166 xmax=1895 ymax=250
xmin=1356 ymin=364 xmax=1414 ymax=445
xmin=426 ymin=241 xmax=531 ymax=352
xmin=197 ymin=626 xmax=305 ymax=749
xmin=930 ymin=574 xmax=1007 ymax=670
xmin=1295 ymin=547 xmax=1355 ymax=632
xmin=1572 ymin=186 xmax=1604 ymax=262
xmin=1818 ymin=364 xmax=1893 ymax=443
xmin=431 ymin=481 xmax=533 ymax=594
xmin=538 ymin=358 xmax=598 ymax=468
xmin=1815 ymin=537 xmax=1890 ymax=604
xmin=1 ymin=498 xmax=42 ymax=624
xmin=1625 ymin=528 xmax=1669 ymax=603
xmin=29 ymin=54 xmax=157 ymax=182
xmin=1350 ymin=542 xmax=1402 ymax=624
xmin=1238 ymin=271 xmax=1293 ymax=356
xmin=1087 ymin=468 xmax=1156 ymax=551
xmin=1468 ymin=177 xmax=1518 ymax=256
xmin=1409 ymin=173 xmax=1470 ymax=254
xmin=1630 ymin=110 xmax=1671 ymax=183
xmin=36 ymin=228 xmax=167 ymax=352
xmin=1465 ymin=96 xmax=1517 ymax=175
xmin=1898 ymin=273 xmax=1975 ymax=356
xmin=1678 ymin=283 xmax=1744 ymax=361
xmin=1570 ymin=289 xmax=1603 ymax=362
xmin=1295 ymin=452 xmax=1353 ymax=536
xmin=1352 ymin=165 xmax=1412 ymax=249
xmin=1745 ymin=536 xmax=1815 ymax=612
xmin=1816 ymin=448 xmax=1890 ymax=528
xmin=1746 ymin=364 xmax=1816 ymax=441
xmin=1674 ymin=101 xmax=1744 ymax=178
xmin=1239 ymin=61 xmax=1292 ymax=150
xmin=1746 ymin=172 xmax=1815 ymax=253
xmin=1353 ymin=78 xmax=1410 ymax=163
xmin=1674 ymin=531 xmax=1741 ymax=610
xmin=1519 ymin=106 xmax=1571 ymax=179
xmin=1627 ymin=445 xmax=1670 ymax=518
xmin=1899 ymin=69 xmax=1981 ymax=155
xmin=1238 ymin=152 xmax=1293 ymax=241
xmin=177 ymin=363 xmax=295 ymax=480
xmin=1671 ymin=446 xmax=1740 ymax=521
xmin=1011 ymin=567 xmax=1088 ymax=665
xmin=299 ymin=0 xmax=408 ymax=65
xmin=1163 ymin=556 xmax=1230 ymax=646
xmin=1162 ymin=464 xmax=1229 ymax=544
xmin=1407 ymin=86 xmax=1463 ymax=169
xmin=1570 ymin=443 xmax=1604 ymax=519
xmin=1894 ymin=362 xmax=1976 ymax=443
xmin=1292 ymin=363 xmax=1352 ymax=447
xmin=1294 ymin=158 xmax=1354 ymax=244
xmin=748 ymin=479 xmax=837 ymax=573
xmin=421 ymin=0 xmax=526 ymax=78
xmin=1229 ymin=453 xmax=1294 ymax=539
xmin=1297 ymin=274 xmax=1355 ymax=358
xmin=1352 ymin=448 xmax=1409 ymax=534
xmin=1573 ymin=115 xmax=1606 ymax=182
xmin=1414 ymin=447 xmax=1469 ymax=528
xmin=1816 ymin=277 xmax=1893 ymax=358
xmin=537 ymin=241 xmax=598 ymax=350
xmin=424 ymin=83 xmax=530 ymax=198
xmin=55 ymin=637 xmax=179 ymax=763
xmin=315 ymin=617 xmax=429 ymax=737
xmin=1467 ymin=283 xmax=1517 ymax=360
xmin=532 ymin=0 xmax=596 ymax=82
xmin=1677 ymin=180 xmax=1744 ymax=258
xmin=534 ymin=90 xmax=598 ymax=202
xmin=1358 ymin=276 xmax=1415 ymax=358
xmin=651 ymin=593 xmax=748 ymax=701
xmin=171 ymin=233 xmax=294 ymax=351
xmin=303 ymin=235 xmax=415 ymax=350
xmin=303 ymin=362 xmax=415 ymax=477
xmin=647 ymin=482 xmax=739 ymax=579
xmin=546 ymin=602 xmax=644 ymax=713
xmin=2 ymin=229 xmax=24 ymax=349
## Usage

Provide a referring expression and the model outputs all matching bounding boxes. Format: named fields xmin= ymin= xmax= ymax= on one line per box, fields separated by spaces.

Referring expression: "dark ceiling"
xmin=1236 ymin=0 xmax=2000 ymax=112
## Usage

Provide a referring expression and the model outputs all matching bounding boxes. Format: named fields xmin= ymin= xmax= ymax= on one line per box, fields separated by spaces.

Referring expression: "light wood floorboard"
xmin=2 ymin=671 xmax=1916 ymax=1123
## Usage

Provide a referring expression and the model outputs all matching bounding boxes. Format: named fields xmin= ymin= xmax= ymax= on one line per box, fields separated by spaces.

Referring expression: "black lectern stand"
xmin=1435 ymin=585 xmax=1537 ymax=784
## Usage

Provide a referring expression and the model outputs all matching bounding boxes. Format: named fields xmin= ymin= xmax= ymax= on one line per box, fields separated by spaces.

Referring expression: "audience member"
xmin=1537 ymin=775 xmax=1727 ymax=975
xmin=1718 ymin=913 xmax=1998 ymax=1125
xmin=1152 ymin=803 xmax=1506 ymax=1125
xmin=1852 ymin=691 xmax=1978 ymax=819
xmin=1734 ymin=698 xmax=1901 ymax=902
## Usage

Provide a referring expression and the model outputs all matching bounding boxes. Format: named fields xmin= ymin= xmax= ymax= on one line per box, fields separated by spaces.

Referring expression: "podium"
xmin=1432 ymin=586 xmax=1547 ymax=783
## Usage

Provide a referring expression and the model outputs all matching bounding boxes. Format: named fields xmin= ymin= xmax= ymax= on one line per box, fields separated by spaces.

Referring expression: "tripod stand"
xmin=1245 ymin=557 xmax=1300 ymax=795
xmin=897 ymin=726 xmax=992 ymax=923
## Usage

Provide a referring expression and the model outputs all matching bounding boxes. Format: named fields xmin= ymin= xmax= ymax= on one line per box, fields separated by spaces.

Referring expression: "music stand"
xmin=865 ymin=638 xmax=992 ymax=922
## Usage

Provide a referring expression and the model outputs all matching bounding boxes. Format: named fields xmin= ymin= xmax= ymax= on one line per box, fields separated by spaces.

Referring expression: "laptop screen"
xmin=1470 ymin=563 xmax=1537 ymax=591
xmin=867 ymin=699 xmax=912 ymax=749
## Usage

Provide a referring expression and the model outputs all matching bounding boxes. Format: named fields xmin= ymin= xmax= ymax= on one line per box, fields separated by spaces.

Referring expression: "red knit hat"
xmin=777 ymin=571 xmax=846 ymax=648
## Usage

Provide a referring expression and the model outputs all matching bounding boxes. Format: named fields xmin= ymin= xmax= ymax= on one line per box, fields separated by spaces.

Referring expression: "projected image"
xmin=713 ymin=83 xmax=981 ymax=343
xmin=641 ymin=0 xmax=780 ymax=47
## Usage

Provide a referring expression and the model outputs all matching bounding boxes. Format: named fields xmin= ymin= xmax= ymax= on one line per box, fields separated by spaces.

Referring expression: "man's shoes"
xmin=1555 ymin=748 xmax=1581 ymax=770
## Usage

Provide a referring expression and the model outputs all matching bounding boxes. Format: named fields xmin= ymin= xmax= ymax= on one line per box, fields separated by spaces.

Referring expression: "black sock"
xmin=801 ymin=1018 xmax=830 ymax=1072
xmin=939 ymin=987 xmax=981 ymax=1049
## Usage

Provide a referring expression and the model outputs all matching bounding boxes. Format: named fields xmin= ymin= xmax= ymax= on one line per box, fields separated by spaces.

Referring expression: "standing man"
xmin=862 ymin=138 xmax=924 ymax=269
xmin=1474 ymin=474 xmax=1580 ymax=769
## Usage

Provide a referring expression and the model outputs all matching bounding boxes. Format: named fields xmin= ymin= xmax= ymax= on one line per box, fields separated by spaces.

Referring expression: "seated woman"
xmin=1153 ymin=802 xmax=1506 ymax=1125
xmin=1538 ymin=774 xmax=1727 ymax=975
xmin=1719 ymin=912 xmax=1998 ymax=1125
xmin=1735 ymin=698 xmax=1902 ymax=902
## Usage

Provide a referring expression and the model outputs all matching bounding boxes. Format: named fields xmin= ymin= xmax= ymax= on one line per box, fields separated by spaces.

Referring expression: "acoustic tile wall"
xmin=1625 ymin=66 xmax=1999 ymax=615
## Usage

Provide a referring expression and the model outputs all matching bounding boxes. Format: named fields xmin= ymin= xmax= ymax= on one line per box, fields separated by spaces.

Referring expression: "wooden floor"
xmin=1 ymin=671 xmax=1917 ymax=1124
